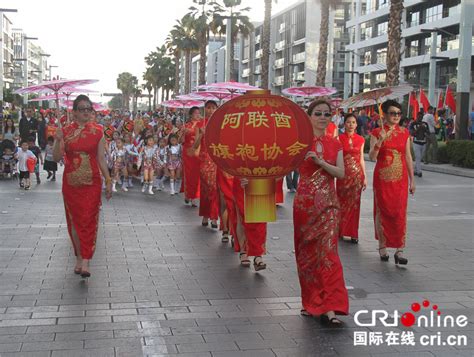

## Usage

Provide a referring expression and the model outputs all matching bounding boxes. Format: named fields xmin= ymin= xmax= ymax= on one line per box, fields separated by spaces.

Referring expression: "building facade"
xmin=1 ymin=14 xmax=15 ymax=90
xmin=238 ymin=0 xmax=351 ymax=95
xmin=346 ymin=0 xmax=473 ymax=100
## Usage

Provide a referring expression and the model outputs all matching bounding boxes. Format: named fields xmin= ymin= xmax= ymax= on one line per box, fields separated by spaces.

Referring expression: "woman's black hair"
xmin=188 ymin=106 xmax=200 ymax=116
xmin=73 ymin=94 xmax=93 ymax=111
xmin=47 ymin=136 xmax=54 ymax=142
xmin=4 ymin=118 xmax=15 ymax=134
xmin=145 ymin=135 xmax=154 ymax=144
xmin=344 ymin=112 xmax=358 ymax=123
xmin=168 ymin=134 xmax=178 ymax=147
xmin=306 ymin=100 xmax=331 ymax=116
xmin=205 ymin=100 xmax=218 ymax=108
xmin=381 ymin=99 xmax=402 ymax=114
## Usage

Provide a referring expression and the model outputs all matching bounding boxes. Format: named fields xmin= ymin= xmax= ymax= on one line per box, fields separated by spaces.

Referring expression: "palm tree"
xmin=261 ymin=0 xmax=276 ymax=89
xmin=386 ymin=0 xmax=404 ymax=86
xmin=116 ymin=72 xmax=138 ymax=109
xmin=315 ymin=0 xmax=330 ymax=86
xmin=169 ymin=15 xmax=199 ymax=94
xmin=212 ymin=0 xmax=253 ymax=81
xmin=165 ymin=33 xmax=182 ymax=97
xmin=142 ymin=80 xmax=153 ymax=111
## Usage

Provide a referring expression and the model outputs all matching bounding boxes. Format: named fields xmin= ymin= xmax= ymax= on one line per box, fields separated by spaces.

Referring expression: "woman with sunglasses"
xmin=336 ymin=113 xmax=367 ymax=244
xmin=369 ymin=100 xmax=415 ymax=265
xmin=53 ymin=95 xmax=113 ymax=278
xmin=293 ymin=99 xmax=348 ymax=327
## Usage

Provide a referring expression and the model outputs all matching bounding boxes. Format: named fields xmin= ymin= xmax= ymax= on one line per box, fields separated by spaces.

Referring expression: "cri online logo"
xmin=354 ymin=300 xmax=468 ymax=328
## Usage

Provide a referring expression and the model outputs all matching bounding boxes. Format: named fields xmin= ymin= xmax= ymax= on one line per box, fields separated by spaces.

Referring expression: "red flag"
xmin=445 ymin=86 xmax=456 ymax=114
xmin=409 ymin=92 xmax=419 ymax=120
xmin=437 ymin=91 xmax=444 ymax=110
xmin=419 ymin=89 xmax=430 ymax=112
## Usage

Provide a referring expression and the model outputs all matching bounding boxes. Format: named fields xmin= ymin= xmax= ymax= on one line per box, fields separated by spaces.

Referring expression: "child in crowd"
xmin=141 ymin=136 xmax=157 ymax=195
xmin=43 ymin=136 xmax=58 ymax=181
xmin=111 ymin=138 xmax=129 ymax=192
xmin=155 ymin=137 xmax=168 ymax=191
xmin=167 ymin=134 xmax=182 ymax=195
xmin=15 ymin=140 xmax=36 ymax=190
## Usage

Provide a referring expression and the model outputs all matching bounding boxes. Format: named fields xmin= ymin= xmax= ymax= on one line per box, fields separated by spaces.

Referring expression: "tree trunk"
xmin=174 ymin=53 xmax=180 ymax=96
xmin=185 ymin=50 xmax=191 ymax=94
xmin=153 ymin=86 xmax=157 ymax=108
xmin=148 ymin=89 xmax=152 ymax=111
xmin=386 ymin=0 xmax=404 ymax=86
xmin=199 ymin=36 xmax=207 ymax=85
xmin=166 ymin=89 xmax=170 ymax=100
xmin=316 ymin=0 xmax=329 ymax=86
xmin=161 ymin=88 xmax=165 ymax=103
xmin=261 ymin=0 xmax=272 ymax=89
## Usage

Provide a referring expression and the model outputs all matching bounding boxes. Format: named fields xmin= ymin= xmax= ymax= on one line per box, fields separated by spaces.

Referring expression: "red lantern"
xmin=205 ymin=90 xmax=313 ymax=222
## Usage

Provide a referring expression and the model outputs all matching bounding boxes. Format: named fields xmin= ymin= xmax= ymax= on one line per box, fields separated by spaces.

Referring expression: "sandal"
xmin=379 ymin=247 xmax=389 ymax=261
xmin=211 ymin=221 xmax=218 ymax=229
xmin=351 ymin=238 xmax=359 ymax=244
xmin=74 ymin=267 xmax=82 ymax=275
xmin=221 ymin=231 xmax=229 ymax=243
xmin=239 ymin=253 xmax=250 ymax=267
xmin=253 ymin=256 xmax=267 ymax=271
xmin=300 ymin=309 xmax=311 ymax=316
xmin=320 ymin=314 xmax=344 ymax=327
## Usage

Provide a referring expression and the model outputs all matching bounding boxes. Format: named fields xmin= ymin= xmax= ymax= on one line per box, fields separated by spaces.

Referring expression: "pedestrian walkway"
xmin=0 ymin=163 xmax=473 ymax=356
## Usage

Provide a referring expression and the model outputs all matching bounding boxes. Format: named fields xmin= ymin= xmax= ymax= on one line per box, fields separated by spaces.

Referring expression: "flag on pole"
xmin=409 ymin=92 xmax=419 ymax=120
xmin=445 ymin=86 xmax=456 ymax=114
xmin=437 ymin=91 xmax=444 ymax=110
xmin=419 ymin=88 xmax=430 ymax=112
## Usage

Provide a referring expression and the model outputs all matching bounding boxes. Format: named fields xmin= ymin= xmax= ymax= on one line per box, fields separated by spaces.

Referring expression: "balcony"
xmin=255 ymin=49 xmax=263 ymax=58
xmin=275 ymin=40 xmax=285 ymax=51
xmin=274 ymin=58 xmax=285 ymax=69
xmin=296 ymin=71 xmax=304 ymax=81
xmin=293 ymin=52 xmax=305 ymax=63
xmin=242 ymin=68 xmax=250 ymax=78
xmin=279 ymin=23 xmax=286 ymax=33
xmin=255 ymin=35 xmax=261 ymax=44
xmin=274 ymin=75 xmax=284 ymax=86
xmin=255 ymin=65 xmax=262 ymax=74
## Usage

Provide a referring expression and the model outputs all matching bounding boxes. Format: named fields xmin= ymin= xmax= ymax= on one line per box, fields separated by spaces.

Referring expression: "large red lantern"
xmin=205 ymin=90 xmax=313 ymax=222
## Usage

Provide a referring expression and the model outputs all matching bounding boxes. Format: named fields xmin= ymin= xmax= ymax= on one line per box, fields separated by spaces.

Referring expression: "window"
xmin=408 ymin=40 xmax=419 ymax=58
xmin=378 ymin=0 xmax=388 ymax=10
xmin=409 ymin=12 xmax=420 ymax=27
xmin=364 ymin=50 xmax=372 ymax=65
xmin=376 ymin=48 xmax=387 ymax=64
xmin=377 ymin=22 xmax=388 ymax=36
xmin=424 ymin=34 xmax=442 ymax=55
xmin=375 ymin=73 xmax=386 ymax=84
xmin=360 ymin=22 xmax=373 ymax=40
xmin=426 ymin=5 xmax=442 ymax=23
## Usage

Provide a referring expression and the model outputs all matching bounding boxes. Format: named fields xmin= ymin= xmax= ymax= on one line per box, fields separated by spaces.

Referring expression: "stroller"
xmin=0 ymin=139 xmax=18 ymax=179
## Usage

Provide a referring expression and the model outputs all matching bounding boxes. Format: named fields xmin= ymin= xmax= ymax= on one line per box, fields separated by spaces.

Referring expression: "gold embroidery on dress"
xmin=374 ymin=189 xmax=386 ymax=247
xmin=67 ymin=152 xmax=93 ymax=186
xmin=379 ymin=149 xmax=402 ymax=182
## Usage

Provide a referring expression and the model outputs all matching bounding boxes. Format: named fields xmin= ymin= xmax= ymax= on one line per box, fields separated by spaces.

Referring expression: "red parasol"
xmin=282 ymin=86 xmax=337 ymax=98
xmin=341 ymin=84 xmax=414 ymax=109
xmin=162 ymin=99 xmax=204 ymax=109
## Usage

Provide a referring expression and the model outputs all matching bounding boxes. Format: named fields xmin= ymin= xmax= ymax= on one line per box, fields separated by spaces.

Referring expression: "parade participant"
xmin=232 ymin=177 xmax=267 ymax=270
xmin=53 ymin=95 xmax=112 ymax=278
xmin=155 ymin=137 xmax=168 ymax=191
xmin=336 ymin=113 xmax=367 ymax=243
xmin=141 ymin=136 xmax=158 ymax=195
xmin=326 ymin=120 xmax=338 ymax=138
xmin=123 ymin=133 xmax=139 ymax=187
xmin=182 ymin=107 xmax=201 ymax=206
xmin=103 ymin=116 xmax=116 ymax=142
xmin=192 ymin=101 xmax=219 ymax=228
xmin=44 ymin=136 xmax=58 ymax=181
xmin=216 ymin=168 xmax=234 ymax=243
xmin=293 ymin=99 xmax=348 ymax=325
xmin=111 ymin=138 xmax=129 ymax=192
xmin=369 ymin=99 xmax=415 ymax=265
xmin=167 ymin=134 xmax=182 ymax=195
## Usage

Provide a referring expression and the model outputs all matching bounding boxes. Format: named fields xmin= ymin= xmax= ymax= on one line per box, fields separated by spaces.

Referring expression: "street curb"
xmin=364 ymin=154 xmax=474 ymax=179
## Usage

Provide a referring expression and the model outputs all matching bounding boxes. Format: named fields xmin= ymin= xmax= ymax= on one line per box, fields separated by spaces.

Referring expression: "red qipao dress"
xmin=336 ymin=133 xmax=365 ymax=238
xmin=232 ymin=177 xmax=267 ymax=256
xmin=198 ymin=119 xmax=219 ymax=220
xmin=62 ymin=122 xmax=103 ymax=259
xmin=181 ymin=119 xmax=201 ymax=200
xmin=216 ymin=168 xmax=235 ymax=232
xmin=371 ymin=125 xmax=410 ymax=248
xmin=293 ymin=135 xmax=349 ymax=316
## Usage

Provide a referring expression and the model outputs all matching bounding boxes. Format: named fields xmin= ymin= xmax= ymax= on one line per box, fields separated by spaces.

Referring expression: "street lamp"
xmin=22 ymin=35 xmax=38 ymax=105
xmin=0 ymin=8 xmax=18 ymax=117
xmin=48 ymin=65 xmax=58 ymax=80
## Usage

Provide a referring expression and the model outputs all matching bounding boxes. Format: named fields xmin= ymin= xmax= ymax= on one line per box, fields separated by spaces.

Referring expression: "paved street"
xmin=0 ymin=162 xmax=473 ymax=357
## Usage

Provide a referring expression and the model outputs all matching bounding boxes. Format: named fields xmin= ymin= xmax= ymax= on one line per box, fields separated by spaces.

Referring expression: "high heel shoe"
xmin=211 ymin=221 xmax=218 ymax=229
xmin=394 ymin=251 xmax=408 ymax=265
xmin=379 ymin=247 xmax=389 ymax=262
xmin=253 ymin=256 xmax=267 ymax=271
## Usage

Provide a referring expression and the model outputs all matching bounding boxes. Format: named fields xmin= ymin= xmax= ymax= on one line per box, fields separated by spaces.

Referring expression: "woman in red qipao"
xmin=293 ymin=99 xmax=348 ymax=326
xmin=53 ymin=95 xmax=112 ymax=278
xmin=232 ymin=177 xmax=267 ymax=271
xmin=216 ymin=168 xmax=235 ymax=243
xmin=192 ymin=101 xmax=219 ymax=228
xmin=336 ymin=113 xmax=367 ymax=244
xmin=181 ymin=107 xmax=202 ymax=206
xmin=369 ymin=100 xmax=415 ymax=265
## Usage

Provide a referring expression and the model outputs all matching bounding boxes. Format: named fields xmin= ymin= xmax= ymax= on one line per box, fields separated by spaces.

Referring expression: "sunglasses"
xmin=77 ymin=107 xmax=94 ymax=113
xmin=388 ymin=111 xmax=402 ymax=117
xmin=313 ymin=111 xmax=332 ymax=118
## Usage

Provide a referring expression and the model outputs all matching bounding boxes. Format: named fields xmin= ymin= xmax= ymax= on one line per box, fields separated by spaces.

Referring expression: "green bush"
xmin=436 ymin=144 xmax=450 ymax=164
xmin=446 ymin=140 xmax=474 ymax=168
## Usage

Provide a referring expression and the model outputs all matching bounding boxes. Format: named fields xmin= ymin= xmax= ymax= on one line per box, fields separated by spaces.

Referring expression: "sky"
xmin=4 ymin=0 xmax=295 ymax=103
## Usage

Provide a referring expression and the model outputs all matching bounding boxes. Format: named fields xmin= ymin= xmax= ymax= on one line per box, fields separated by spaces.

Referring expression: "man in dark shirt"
xmin=409 ymin=113 xmax=429 ymax=177
xmin=19 ymin=108 xmax=38 ymax=143
xmin=356 ymin=109 xmax=369 ymax=136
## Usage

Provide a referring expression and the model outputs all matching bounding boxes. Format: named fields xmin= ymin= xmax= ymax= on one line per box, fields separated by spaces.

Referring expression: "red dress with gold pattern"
xmin=62 ymin=122 xmax=103 ymax=259
xmin=199 ymin=119 xmax=219 ymax=220
xmin=371 ymin=125 xmax=409 ymax=249
xmin=336 ymin=133 xmax=365 ymax=238
xmin=293 ymin=134 xmax=348 ymax=316
xmin=232 ymin=177 xmax=267 ymax=255
xmin=182 ymin=119 xmax=202 ymax=200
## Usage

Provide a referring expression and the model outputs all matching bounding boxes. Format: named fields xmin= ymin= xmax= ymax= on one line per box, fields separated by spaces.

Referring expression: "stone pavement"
xmin=0 ymin=162 xmax=473 ymax=357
